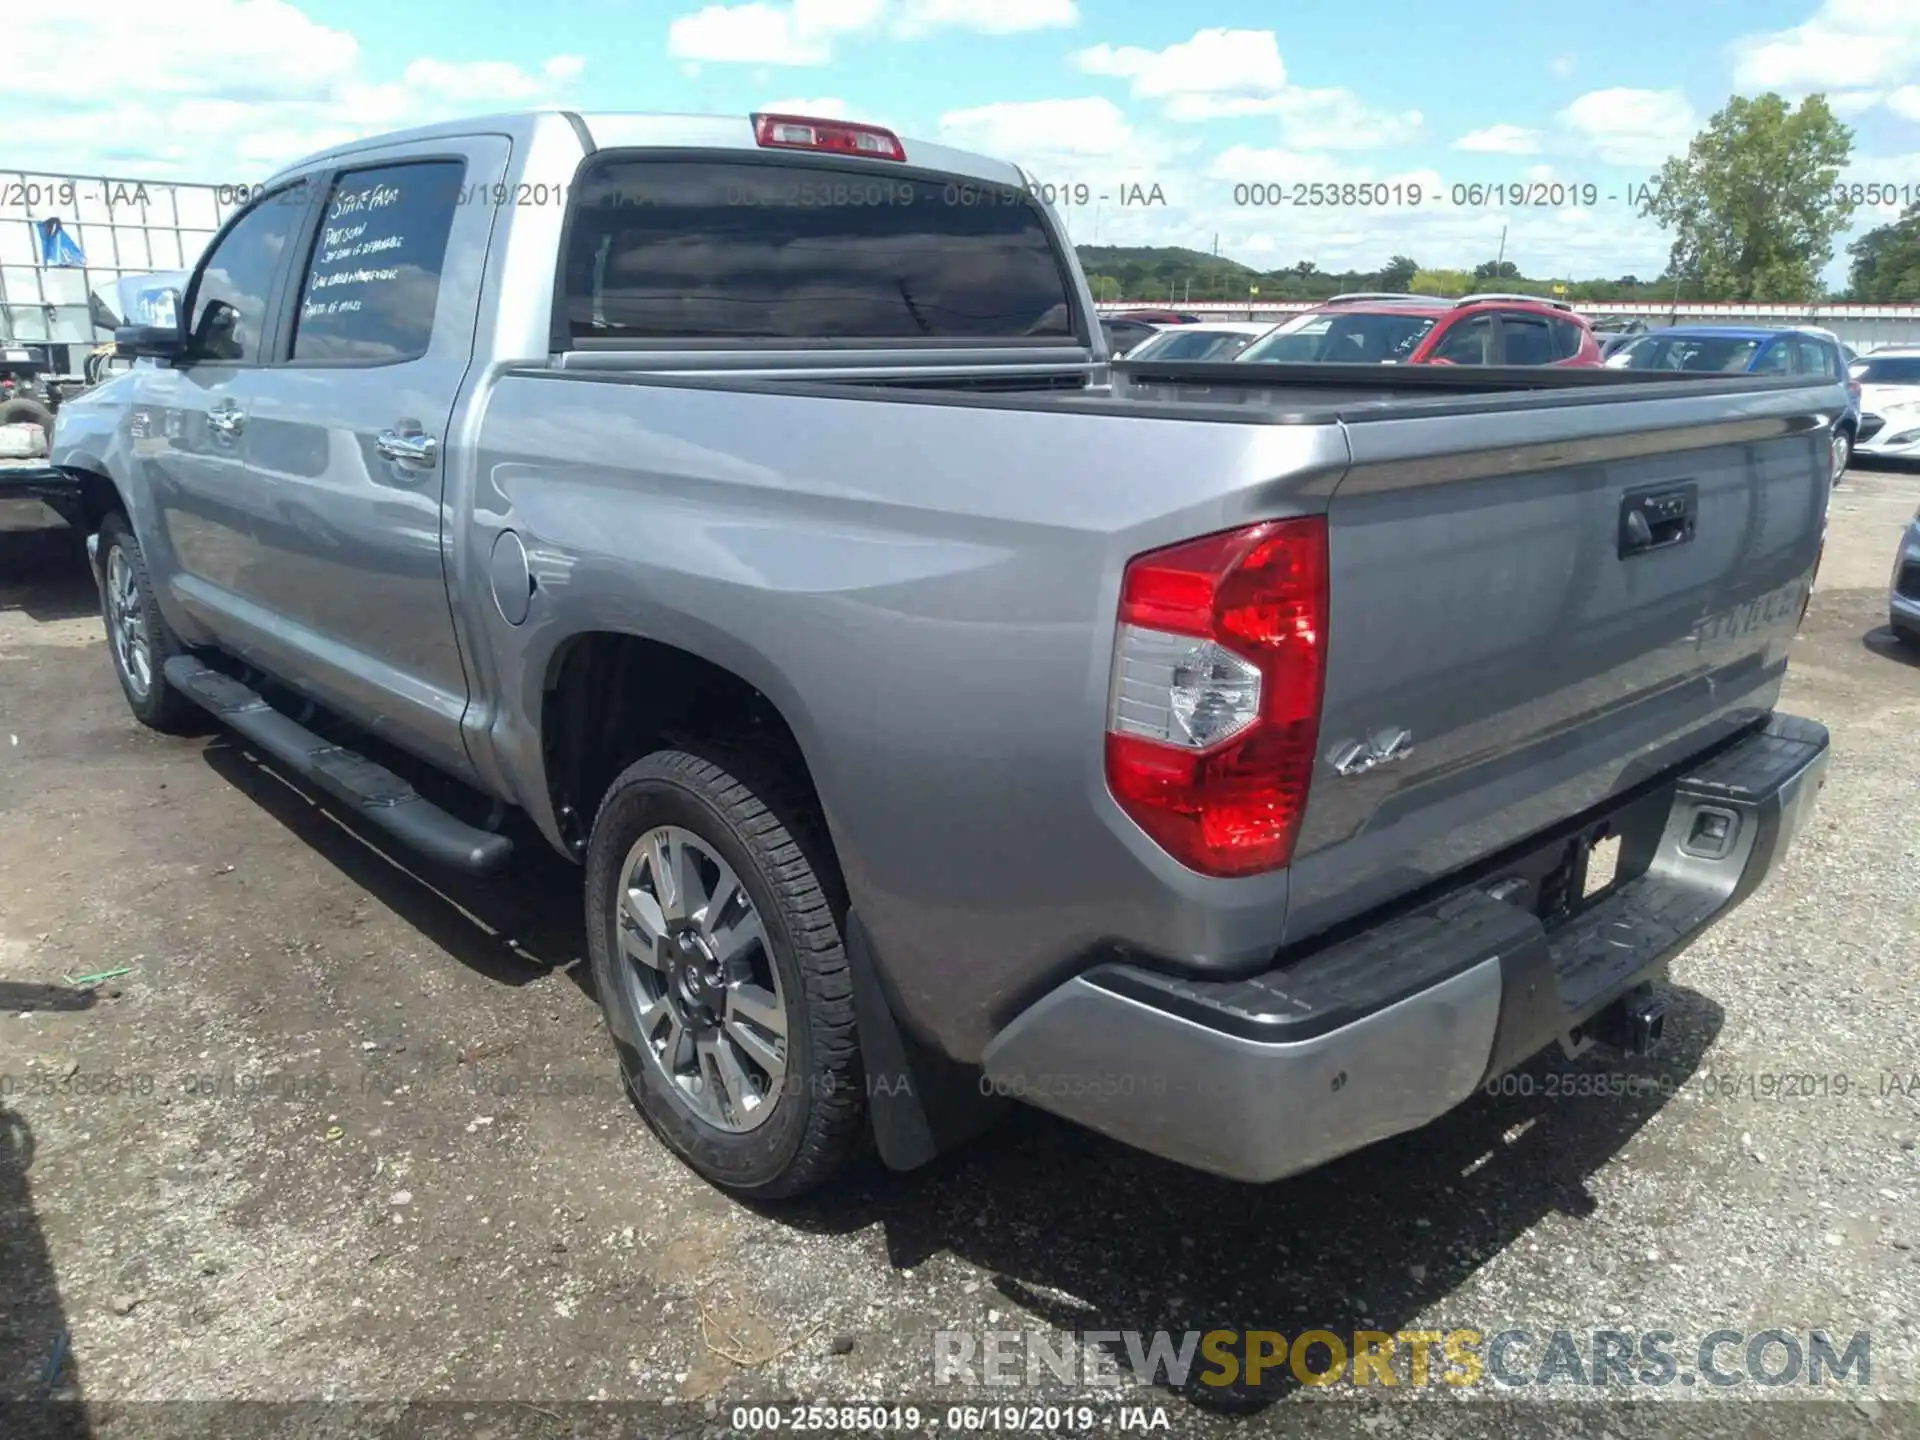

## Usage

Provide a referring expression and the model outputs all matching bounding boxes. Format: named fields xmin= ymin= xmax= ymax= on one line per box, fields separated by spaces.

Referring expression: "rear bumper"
xmin=980 ymin=713 xmax=1831 ymax=1183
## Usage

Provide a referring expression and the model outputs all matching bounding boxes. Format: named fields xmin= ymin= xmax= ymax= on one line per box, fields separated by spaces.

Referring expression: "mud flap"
xmin=846 ymin=911 xmax=1007 ymax=1171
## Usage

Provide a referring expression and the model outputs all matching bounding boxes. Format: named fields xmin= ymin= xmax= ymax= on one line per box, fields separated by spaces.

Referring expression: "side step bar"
xmin=164 ymin=657 xmax=514 ymax=875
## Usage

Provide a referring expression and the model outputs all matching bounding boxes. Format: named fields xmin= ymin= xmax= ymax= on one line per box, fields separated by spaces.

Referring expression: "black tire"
xmin=95 ymin=512 xmax=199 ymax=733
xmin=1831 ymin=427 xmax=1852 ymax=485
xmin=0 ymin=396 xmax=56 ymax=448
xmin=584 ymin=747 xmax=863 ymax=1199
xmin=1893 ymin=620 xmax=1920 ymax=650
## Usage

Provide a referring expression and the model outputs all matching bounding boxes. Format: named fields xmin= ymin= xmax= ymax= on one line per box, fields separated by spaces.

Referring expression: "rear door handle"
xmin=376 ymin=430 xmax=438 ymax=468
xmin=1619 ymin=482 xmax=1697 ymax=558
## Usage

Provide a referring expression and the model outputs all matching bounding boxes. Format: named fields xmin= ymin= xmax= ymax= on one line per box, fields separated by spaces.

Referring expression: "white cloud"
xmin=1888 ymin=85 xmax=1920 ymax=121
xmin=759 ymin=96 xmax=853 ymax=118
xmin=4 ymin=2 xmax=586 ymax=180
xmin=1732 ymin=1 xmax=1920 ymax=97
xmin=667 ymin=0 xmax=882 ymax=66
xmin=9 ymin=0 xmax=359 ymax=100
xmin=1072 ymin=28 xmax=1419 ymax=148
xmin=1074 ymin=28 xmax=1287 ymax=101
xmin=893 ymin=0 xmax=1077 ymax=37
xmin=1557 ymin=88 xmax=1698 ymax=168
xmin=1265 ymin=88 xmax=1423 ymax=149
xmin=1454 ymin=124 xmax=1544 ymax=155
xmin=939 ymin=97 xmax=1141 ymax=160
xmin=667 ymin=0 xmax=1072 ymax=65
xmin=1550 ymin=53 xmax=1577 ymax=79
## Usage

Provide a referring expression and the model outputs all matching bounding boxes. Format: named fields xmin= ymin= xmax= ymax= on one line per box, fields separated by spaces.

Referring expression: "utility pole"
xmin=1495 ymin=225 xmax=1507 ymax=270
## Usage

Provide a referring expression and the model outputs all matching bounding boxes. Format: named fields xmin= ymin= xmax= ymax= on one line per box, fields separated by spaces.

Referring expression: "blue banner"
xmin=35 ymin=217 xmax=86 ymax=267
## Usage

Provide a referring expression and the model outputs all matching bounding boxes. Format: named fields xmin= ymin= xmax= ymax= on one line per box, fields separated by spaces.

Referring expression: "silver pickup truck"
xmin=52 ymin=110 xmax=1836 ymax=1198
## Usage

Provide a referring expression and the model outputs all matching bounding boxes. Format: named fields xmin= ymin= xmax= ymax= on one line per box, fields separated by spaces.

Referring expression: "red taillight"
xmin=1105 ymin=518 xmax=1328 ymax=877
xmin=751 ymin=113 xmax=906 ymax=162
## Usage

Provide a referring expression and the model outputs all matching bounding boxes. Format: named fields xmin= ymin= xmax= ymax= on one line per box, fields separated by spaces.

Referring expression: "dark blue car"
xmin=1606 ymin=325 xmax=1860 ymax=481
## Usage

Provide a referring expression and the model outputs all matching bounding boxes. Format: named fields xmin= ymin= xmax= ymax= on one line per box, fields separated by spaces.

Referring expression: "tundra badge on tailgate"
xmin=1328 ymin=727 xmax=1414 ymax=777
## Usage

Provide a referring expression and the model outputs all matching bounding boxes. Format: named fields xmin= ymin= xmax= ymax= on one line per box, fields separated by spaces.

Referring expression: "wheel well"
xmin=540 ymin=632 xmax=829 ymax=862
xmin=60 ymin=466 xmax=127 ymax=535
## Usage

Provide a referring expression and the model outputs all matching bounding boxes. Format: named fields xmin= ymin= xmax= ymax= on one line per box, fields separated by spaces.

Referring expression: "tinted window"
xmin=1430 ymin=314 xmax=1495 ymax=365
xmin=1551 ymin=316 xmax=1587 ymax=359
xmin=1852 ymin=355 xmax=1920 ymax=383
xmin=1793 ymin=338 xmax=1838 ymax=377
xmin=1129 ymin=329 xmax=1257 ymax=361
xmin=562 ymin=159 xmax=1073 ymax=341
xmin=291 ymin=161 xmax=463 ymax=362
xmin=1500 ymin=314 xmax=1555 ymax=365
xmin=1104 ymin=321 xmax=1158 ymax=355
xmin=188 ymin=183 xmax=307 ymax=363
xmin=1752 ymin=341 xmax=1791 ymax=374
xmin=1239 ymin=311 xmax=1437 ymax=364
xmin=1620 ymin=336 xmax=1761 ymax=372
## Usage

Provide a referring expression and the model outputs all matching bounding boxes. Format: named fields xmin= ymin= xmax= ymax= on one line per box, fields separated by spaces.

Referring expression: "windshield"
xmin=1616 ymin=335 xmax=1762 ymax=372
xmin=1851 ymin=356 xmax=1920 ymax=384
xmin=1127 ymin=328 xmax=1263 ymax=362
xmin=1238 ymin=310 xmax=1438 ymax=364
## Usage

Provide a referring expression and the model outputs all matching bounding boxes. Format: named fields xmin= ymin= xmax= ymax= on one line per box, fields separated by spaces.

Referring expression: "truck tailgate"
xmin=1285 ymin=381 xmax=1834 ymax=941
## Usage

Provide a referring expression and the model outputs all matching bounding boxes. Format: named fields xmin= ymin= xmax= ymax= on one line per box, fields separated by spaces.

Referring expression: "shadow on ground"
xmin=1 ymin=1102 xmax=91 ymax=1437
xmin=177 ymin=660 xmax=1726 ymax=1420
xmin=771 ymin=989 xmax=1725 ymax=1416
xmin=198 ymin=740 xmax=591 ymax=994
xmin=0 ymin=514 xmax=95 ymax=626
xmin=1861 ymin=624 xmax=1919 ymax=668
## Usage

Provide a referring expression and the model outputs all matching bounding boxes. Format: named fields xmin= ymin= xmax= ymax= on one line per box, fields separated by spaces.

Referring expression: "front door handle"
xmin=376 ymin=430 xmax=438 ymax=468
xmin=1619 ymin=482 xmax=1697 ymax=558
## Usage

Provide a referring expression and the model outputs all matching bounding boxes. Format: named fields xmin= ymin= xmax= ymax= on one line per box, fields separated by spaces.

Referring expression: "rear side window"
xmin=1550 ymin=316 xmax=1586 ymax=359
xmin=1793 ymin=338 xmax=1838 ymax=377
xmin=291 ymin=160 xmax=464 ymax=363
xmin=560 ymin=158 xmax=1075 ymax=342
xmin=1499 ymin=313 xmax=1555 ymax=365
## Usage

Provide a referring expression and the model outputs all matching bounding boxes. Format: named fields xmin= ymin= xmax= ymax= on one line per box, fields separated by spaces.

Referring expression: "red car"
xmin=1236 ymin=292 xmax=1603 ymax=368
xmin=1108 ymin=308 xmax=1203 ymax=325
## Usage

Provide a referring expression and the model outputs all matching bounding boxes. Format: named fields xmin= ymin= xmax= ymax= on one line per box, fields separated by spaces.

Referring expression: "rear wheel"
xmin=1831 ymin=428 xmax=1852 ymax=484
xmin=0 ymin=396 xmax=55 ymax=450
xmin=584 ymin=747 xmax=863 ymax=1198
xmin=96 ymin=513 xmax=198 ymax=732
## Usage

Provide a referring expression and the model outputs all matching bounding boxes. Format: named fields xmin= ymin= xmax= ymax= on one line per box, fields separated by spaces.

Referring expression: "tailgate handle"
xmin=1619 ymin=482 xmax=1697 ymax=558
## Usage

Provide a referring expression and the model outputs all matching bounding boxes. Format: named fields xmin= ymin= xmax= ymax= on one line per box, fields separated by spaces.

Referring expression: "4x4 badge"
xmin=1328 ymin=727 xmax=1414 ymax=777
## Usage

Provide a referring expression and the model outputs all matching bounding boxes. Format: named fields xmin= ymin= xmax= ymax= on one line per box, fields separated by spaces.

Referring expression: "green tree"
xmin=1638 ymin=93 xmax=1855 ymax=302
xmin=1474 ymin=259 xmax=1520 ymax=281
xmin=1409 ymin=267 xmax=1473 ymax=297
xmin=1378 ymin=255 xmax=1419 ymax=292
xmin=1846 ymin=203 xmax=1920 ymax=300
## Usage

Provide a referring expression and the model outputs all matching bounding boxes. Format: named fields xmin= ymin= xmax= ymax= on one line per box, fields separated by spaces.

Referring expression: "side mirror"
xmin=114 ymin=323 xmax=186 ymax=361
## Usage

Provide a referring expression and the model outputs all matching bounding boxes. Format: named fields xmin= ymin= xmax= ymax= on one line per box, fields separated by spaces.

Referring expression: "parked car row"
xmin=1103 ymin=308 xmax=1882 ymax=486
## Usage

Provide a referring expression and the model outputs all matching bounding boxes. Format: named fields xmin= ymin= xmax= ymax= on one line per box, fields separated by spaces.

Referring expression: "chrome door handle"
xmin=376 ymin=430 xmax=438 ymax=468
xmin=207 ymin=408 xmax=244 ymax=437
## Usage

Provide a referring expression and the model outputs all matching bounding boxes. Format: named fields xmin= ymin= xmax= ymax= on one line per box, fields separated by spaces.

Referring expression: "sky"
xmin=9 ymin=0 xmax=1920 ymax=288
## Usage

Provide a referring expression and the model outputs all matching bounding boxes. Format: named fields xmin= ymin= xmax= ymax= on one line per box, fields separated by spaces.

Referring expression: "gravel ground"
xmin=1 ymin=470 xmax=1917 ymax=1440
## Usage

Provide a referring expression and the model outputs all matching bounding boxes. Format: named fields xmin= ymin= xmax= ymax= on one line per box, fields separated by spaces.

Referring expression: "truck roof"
xmin=262 ymin=109 xmax=1028 ymax=191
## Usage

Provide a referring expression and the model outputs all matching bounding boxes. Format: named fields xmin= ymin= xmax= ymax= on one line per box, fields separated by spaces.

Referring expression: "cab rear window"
xmin=559 ymin=157 xmax=1076 ymax=342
